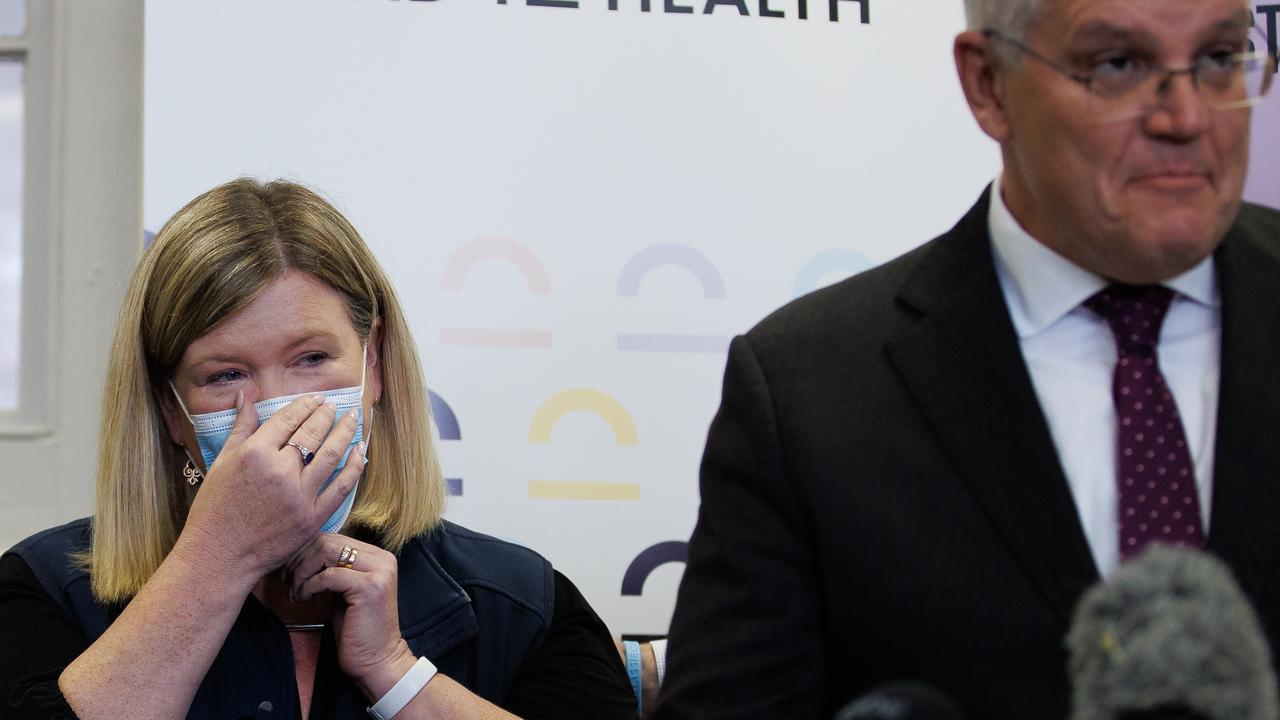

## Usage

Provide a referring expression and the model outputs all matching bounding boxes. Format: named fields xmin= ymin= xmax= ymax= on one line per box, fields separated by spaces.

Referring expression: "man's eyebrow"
xmin=1066 ymin=22 xmax=1153 ymax=47
xmin=1064 ymin=13 xmax=1252 ymax=50
xmin=1197 ymin=14 xmax=1254 ymax=40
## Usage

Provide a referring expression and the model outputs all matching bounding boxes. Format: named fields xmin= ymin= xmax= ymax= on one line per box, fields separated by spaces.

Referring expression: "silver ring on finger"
xmin=286 ymin=441 xmax=314 ymax=465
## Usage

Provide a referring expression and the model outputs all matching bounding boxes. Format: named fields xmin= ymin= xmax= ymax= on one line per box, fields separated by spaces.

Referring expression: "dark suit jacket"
xmin=654 ymin=189 xmax=1280 ymax=719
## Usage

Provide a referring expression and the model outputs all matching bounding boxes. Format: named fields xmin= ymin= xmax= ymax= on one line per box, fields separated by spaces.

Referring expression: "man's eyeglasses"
xmin=984 ymin=27 xmax=1276 ymax=123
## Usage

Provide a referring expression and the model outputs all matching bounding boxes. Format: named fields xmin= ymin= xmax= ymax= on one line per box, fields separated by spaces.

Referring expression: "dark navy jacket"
xmin=9 ymin=517 xmax=555 ymax=719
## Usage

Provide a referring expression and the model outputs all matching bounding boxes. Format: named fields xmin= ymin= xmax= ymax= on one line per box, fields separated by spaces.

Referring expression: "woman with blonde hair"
xmin=0 ymin=179 xmax=636 ymax=720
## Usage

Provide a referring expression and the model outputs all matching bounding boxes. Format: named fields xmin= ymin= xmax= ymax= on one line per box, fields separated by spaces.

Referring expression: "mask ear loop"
xmin=359 ymin=343 xmax=368 ymax=392
xmin=359 ymin=343 xmax=373 ymax=452
xmin=169 ymin=381 xmax=196 ymax=421
xmin=167 ymin=382 xmax=207 ymax=484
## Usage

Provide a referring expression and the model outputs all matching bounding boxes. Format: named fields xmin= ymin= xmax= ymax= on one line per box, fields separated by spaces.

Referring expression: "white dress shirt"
xmin=987 ymin=179 xmax=1221 ymax=578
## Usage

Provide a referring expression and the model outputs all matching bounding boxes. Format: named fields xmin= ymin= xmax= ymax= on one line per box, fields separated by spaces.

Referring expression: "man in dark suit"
xmin=654 ymin=0 xmax=1280 ymax=717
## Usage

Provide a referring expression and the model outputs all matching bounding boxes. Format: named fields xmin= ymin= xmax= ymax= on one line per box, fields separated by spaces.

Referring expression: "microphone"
xmin=1066 ymin=545 xmax=1279 ymax=720
xmin=832 ymin=682 xmax=967 ymax=720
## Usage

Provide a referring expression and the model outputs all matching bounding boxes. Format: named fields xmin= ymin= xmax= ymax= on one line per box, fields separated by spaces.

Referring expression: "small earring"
xmin=183 ymin=458 xmax=204 ymax=487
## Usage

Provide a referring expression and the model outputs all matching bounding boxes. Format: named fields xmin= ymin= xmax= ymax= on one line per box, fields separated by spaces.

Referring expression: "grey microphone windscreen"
xmin=1066 ymin=545 xmax=1279 ymax=720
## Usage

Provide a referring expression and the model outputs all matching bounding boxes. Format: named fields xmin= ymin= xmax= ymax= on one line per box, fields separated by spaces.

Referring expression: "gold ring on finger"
xmin=336 ymin=545 xmax=356 ymax=569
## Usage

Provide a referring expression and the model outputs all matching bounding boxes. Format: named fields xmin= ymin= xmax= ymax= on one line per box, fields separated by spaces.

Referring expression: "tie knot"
xmin=1084 ymin=284 xmax=1174 ymax=352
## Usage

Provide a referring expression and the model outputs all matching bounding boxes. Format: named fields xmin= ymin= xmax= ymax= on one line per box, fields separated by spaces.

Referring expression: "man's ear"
xmin=955 ymin=30 xmax=1012 ymax=142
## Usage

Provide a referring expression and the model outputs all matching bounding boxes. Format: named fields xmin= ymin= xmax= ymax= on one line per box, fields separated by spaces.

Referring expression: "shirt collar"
xmin=987 ymin=176 xmax=1218 ymax=339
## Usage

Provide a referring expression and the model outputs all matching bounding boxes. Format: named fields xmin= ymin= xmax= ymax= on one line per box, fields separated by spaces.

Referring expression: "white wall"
xmin=143 ymin=0 xmax=997 ymax=637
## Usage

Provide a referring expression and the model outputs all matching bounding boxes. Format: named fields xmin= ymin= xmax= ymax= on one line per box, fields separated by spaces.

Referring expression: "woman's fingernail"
xmin=359 ymin=441 xmax=369 ymax=464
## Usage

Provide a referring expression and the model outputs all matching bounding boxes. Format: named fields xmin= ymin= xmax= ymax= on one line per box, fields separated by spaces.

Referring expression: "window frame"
xmin=0 ymin=0 xmax=57 ymax=436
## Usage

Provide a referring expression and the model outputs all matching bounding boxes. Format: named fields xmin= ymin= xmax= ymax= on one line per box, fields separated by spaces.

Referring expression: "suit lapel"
xmin=1206 ymin=214 xmax=1280 ymax=605
xmin=885 ymin=189 xmax=1100 ymax=624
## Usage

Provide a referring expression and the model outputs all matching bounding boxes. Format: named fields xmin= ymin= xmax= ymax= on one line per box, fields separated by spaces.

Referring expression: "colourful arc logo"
xmin=440 ymin=236 xmax=553 ymax=348
xmin=616 ymin=243 xmax=729 ymax=354
xmin=428 ymin=390 xmax=463 ymax=496
xmin=621 ymin=541 xmax=689 ymax=596
xmin=792 ymin=249 xmax=874 ymax=298
xmin=616 ymin=243 xmax=726 ymax=298
xmin=528 ymin=388 xmax=640 ymax=501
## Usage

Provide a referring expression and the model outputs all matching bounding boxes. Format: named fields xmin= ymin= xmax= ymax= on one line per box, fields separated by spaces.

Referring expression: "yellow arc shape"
xmin=528 ymin=388 xmax=638 ymax=446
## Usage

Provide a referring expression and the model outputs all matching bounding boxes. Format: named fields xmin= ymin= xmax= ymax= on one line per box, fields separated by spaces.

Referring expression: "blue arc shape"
xmin=621 ymin=541 xmax=689 ymax=596
xmin=792 ymin=249 xmax=874 ymax=298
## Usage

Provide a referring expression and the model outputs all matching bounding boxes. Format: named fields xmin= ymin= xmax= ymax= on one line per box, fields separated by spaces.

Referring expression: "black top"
xmin=0 ymin=554 xmax=634 ymax=719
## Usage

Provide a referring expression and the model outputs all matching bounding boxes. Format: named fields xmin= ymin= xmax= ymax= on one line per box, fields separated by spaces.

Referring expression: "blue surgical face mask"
xmin=170 ymin=347 xmax=368 ymax=534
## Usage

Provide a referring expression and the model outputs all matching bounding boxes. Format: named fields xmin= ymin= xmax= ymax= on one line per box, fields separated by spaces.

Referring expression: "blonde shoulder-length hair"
xmin=86 ymin=178 xmax=445 ymax=602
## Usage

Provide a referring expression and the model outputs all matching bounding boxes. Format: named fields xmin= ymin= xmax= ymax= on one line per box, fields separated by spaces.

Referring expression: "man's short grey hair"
xmin=964 ymin=0 xmax=1045 ymax=38
xmin=966 ymin=0 xmax=1253 ymax=38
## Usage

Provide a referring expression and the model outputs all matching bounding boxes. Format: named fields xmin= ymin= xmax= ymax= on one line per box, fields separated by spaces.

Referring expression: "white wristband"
xmin=367 ymin=656 xmax=436 ymax=720
xmin=650 ymin=638 xmax=668 ymax=689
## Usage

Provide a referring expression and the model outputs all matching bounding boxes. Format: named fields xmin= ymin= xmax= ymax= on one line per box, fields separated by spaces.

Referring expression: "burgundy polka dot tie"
xmin=1084 ymin=284 xmax=1205 ymax=561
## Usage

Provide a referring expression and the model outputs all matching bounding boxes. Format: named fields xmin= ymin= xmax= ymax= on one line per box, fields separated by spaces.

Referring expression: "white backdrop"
xmin=143 ymin=0 xmax=1277 ymax=637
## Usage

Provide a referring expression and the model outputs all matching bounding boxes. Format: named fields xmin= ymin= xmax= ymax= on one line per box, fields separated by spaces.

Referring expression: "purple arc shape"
xmin=428 ymin=390 xmax=461 ymax=441
xmin=616 ymin=243 xmax=726 ymax=299
xmin=428 ymin=392 xmax=463 ymax=496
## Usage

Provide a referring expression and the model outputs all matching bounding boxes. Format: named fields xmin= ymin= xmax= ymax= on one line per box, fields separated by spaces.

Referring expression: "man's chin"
xmin=1118 ymin=229 xmax=1222 ymax=281
xmin=1121 ymin=196 xmax=1230 ymax=257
